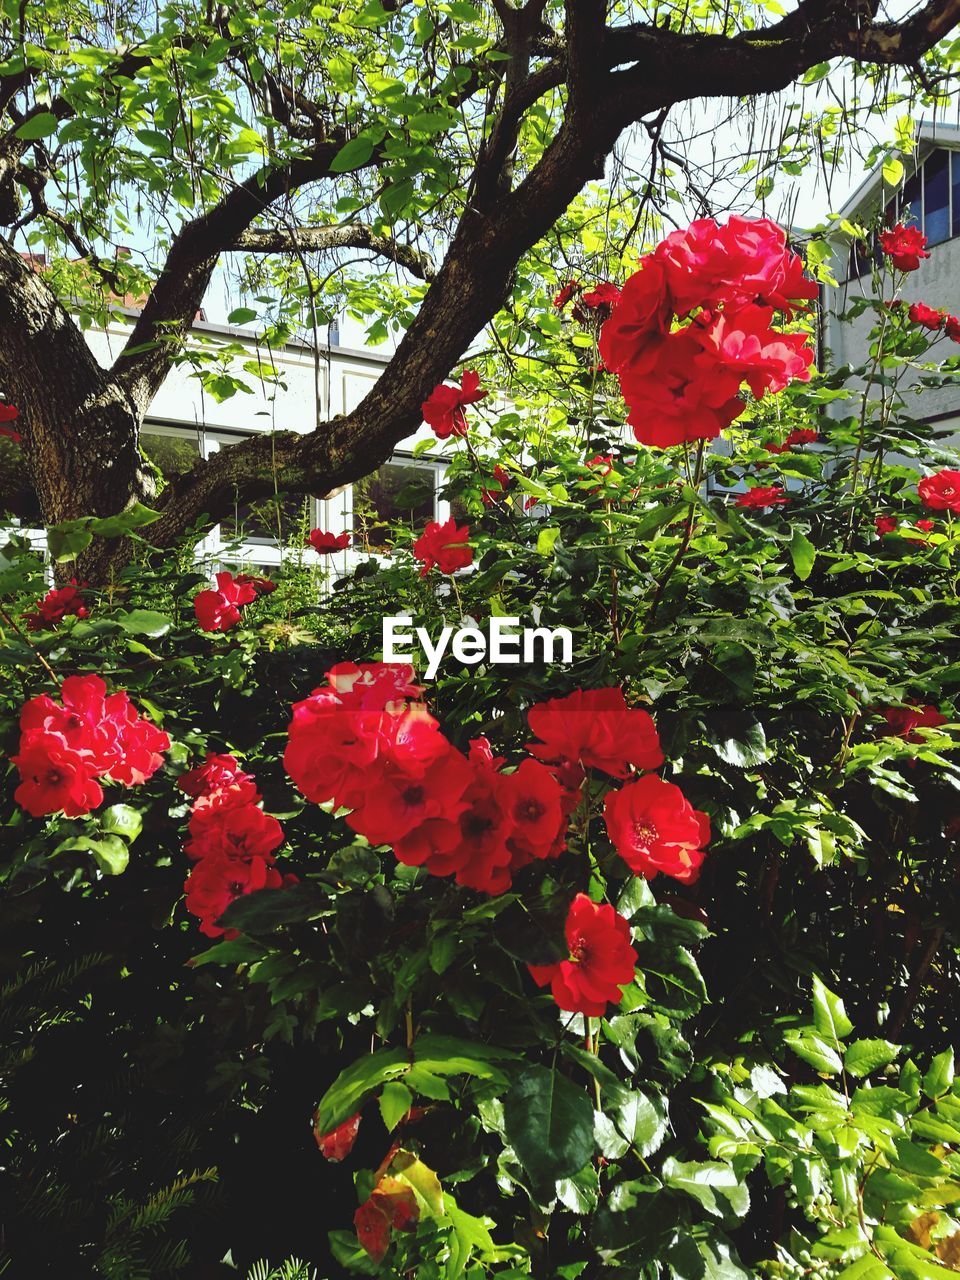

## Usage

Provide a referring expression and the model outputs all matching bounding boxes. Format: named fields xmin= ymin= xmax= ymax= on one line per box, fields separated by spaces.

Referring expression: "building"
xmin=819 ymin=119 xmax=960 ymax=438
xmin=79 ymin=309 xmax=462 ymax=578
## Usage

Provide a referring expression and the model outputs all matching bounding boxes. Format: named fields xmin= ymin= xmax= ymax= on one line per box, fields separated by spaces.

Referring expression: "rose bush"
xmin=1 ymin=217 xmax=959 ymax=1279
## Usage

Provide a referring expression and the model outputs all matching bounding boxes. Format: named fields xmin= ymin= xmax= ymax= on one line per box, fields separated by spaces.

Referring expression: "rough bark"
xmin=0 ymin=0 xmax=957 ymax=581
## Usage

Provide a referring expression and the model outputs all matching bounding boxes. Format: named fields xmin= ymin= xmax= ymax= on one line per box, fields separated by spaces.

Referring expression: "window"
xmin=849 ymin=147 xmax=960 ymax=278
xmin=221 ymin=493 xmax=312 ymax=546
xmin=923 ymin=148 xmax=950 ymax=245
xmin=141 ymin=429 xmax=201 ymax=479
xmin=352 ymin=460 xmax=437 ymax=551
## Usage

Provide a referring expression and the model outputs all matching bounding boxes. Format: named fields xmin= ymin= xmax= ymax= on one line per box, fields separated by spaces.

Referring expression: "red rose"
xmin=307 ymin=529 xmax=351 ymax=553
xmin=946 ymin=315 xmax=960 ymax=342
xmin=786 ymin=428 xmax=818 ymax=447
xmin=916 ymin=519 xmax=935 ymax=532
xmin=598 ymin=257 xmax=671 ymax=376
xmin=183 ymin=853 xmax=284 ymax=938
xmin=735 ymin=486 xmax=789 ymax=509
xmin=619 ymin=330 xmax=744 ymax=448
xmin=527 ymin=687 xmax=663 ymax=779
xmin=481 ymin=463 xmax=511 ymax=505
xmin=694 ymin=304 xmax=814 ymax=399
xmin=0 ymin=401 xmax=20 ymax=442
xmin=908 ymin=301 xmax=944 ymax=330
xmin=421 ymin=370 xmax=487 ymax=440
xmin=879 ymin=223 xmax=930 ymax=272
xmin=882 ymin=703 xmax=948 ymax=741
xmin=412 ymin=518 xmax=472 ymax=577
xmin=233 ymin=572 xmax=276 ymax=594
xmin=528 ymin=894 xmax=637 ymax=1017
xmin=501 ymin=759 xmax=568 ymax=865
xmin=24 ymin=581 xmax=88 ymax=630
xmin=918 ymin=469 xmax=960 ymax=513
xmin=345 ymin=744 xmax=472 ymax=846
xmin=764 ymin=441 xmax=789 ymax=454
xmin=194 ymin=571 xmax=258 ymax=632
xmin=11 ymin=731 xmax=103 ymax=817
xmin=580 ymin=282 xmax=621 ymax=318
xmin=603 ymin=774 xmax=710 ymax=883
xmin=314 ymin=1111 xmax=361 ymax=1161
xmin=101 ymin=691 xmax=171 ymax=785
xmin=875 ymin=515 xmax=898 ymax=536
xmin=586 ymin=454 xmax=614 ymax=476
xmin=178 ymin=752 xmax=260 ymax=810
xmin=185 ymin=800 xmax=285 ymax=863
xmin=553 ymin=280 xmax=579 ymax=309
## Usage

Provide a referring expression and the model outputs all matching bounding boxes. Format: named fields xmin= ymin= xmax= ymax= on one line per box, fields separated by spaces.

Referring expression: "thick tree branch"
xmin=233 ymin=224 xmax=437 ymax=281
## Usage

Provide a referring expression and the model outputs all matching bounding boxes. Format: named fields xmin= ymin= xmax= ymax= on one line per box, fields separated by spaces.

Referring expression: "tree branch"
xmin=232 ymin=223 xmax=437 ymax=280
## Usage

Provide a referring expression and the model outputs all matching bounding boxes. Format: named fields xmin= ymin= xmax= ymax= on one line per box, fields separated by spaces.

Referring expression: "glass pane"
xmin=222 ymin=492 xmax=311 ymax=545
xmin=952 ymin=151 xmax=960 ymax=237
xmin=353 ymin=462 xmax=436 ymax=551
xmin=141 ymin=430 xmax=200 ymax=480
xmin=923 ymin=149 xmax=950 ymax=245
xmin=898 ymin=169 xmax=922 ymax=228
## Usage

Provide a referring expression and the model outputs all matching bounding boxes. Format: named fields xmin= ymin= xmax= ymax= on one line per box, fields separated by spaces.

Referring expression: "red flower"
xmin=603 ymin=774 xmax=710 ymax=883
xmin=314 ymin=1111 xmax=361 ymax=1162
xmin=0 ymin=401 xmax=20 ymax=442
xmin=909 ymin=301 xmax=944 ymax=330
xmin=11 ymin=731 xmax=103 ymax=817
xmin=882 ymin=703 xmax=948 ymax=741
xmin=619 ymin=330 xmax=744 ymax=448
xmin=345 ymin=744 xmax=472 ymax=847
xmin=501 ymin=759 xmax=568 ymax=865
xmin=598 ymin=256 xmax=671 ymax=377
xmin=586 ymin=454 xmax=614 ymax=476
xmin=527 ymin=687 xmax=663 ymax=779
xmin=412 ymin=518 xmax=472 ymax=576
xmin=194 ymin=571 xmax=258 ymax=632
xmin=694 ymin=304 xmax=814 ymax=399
xmin=178 ymin=753 xmax=260 ymax=809
xmin=875 ymin=515 xmax=898 ymax=536
xmin=786 ymin=428 xmax=818 ymax=447
xmin=918 ymin=470 xmax=960 ymax=514
xmin=879 ymin=223 xmax=930 ymax=272
xmin=183 ymin=853 xmax=284 ymax=938
xmin=308 ymin=529 xmax=351 ymax=553
xmin=916 ymin=519 xmax=935 ymax=533
xmin=481 ymin=463 xmax=511 ymax=506
xmin=24 ymin=581 xmax=88 ymax=630
xmin=946 ymin=315 xmax=960 ymax=342
xmin=233 ymin=572 xmax=276 ymax=595
xmin=185 ymin=800 xmax=285 ymax=863
xmin=736 ymin=485 xmax=789 ymax=509
xmin=528 ymin=894 xmax=637 ymax=1017
xmin=764 ymin=441 xmax=789 ymax=454
xmin=421 ymin=370 xmax=487 ymax=440
xmin=583 ymin=281 xmax=619 ymax=313
xmin=553 ymin=280 xmax=579 ymax=309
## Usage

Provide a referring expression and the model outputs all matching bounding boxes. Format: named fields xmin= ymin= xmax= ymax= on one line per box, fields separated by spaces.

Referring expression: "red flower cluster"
xmin=180 ymin=752 xmax=294 ymax=937
xmin=287 ymin=673 xmax=709 ymax=1015
xmin=12 ymin=675 xmax=169 ymax=817
xmin=529 ymin=894 xmax=637 ymax=1017
xmin=421 ymin=370 xmax=487 ymax=440
xmin=882 ymin=703 xmax=948 ymax=741
xmin=919 ymin=470 xmax=960 ymax=514
xmin=194 ymin=570 xmax=273 ymax=632
xmin=599 ymin=218 xmax=816 ymax=449
xmin=875 ymin=514 xmax=898 ymax=536
xmin=909 ymin=301 xmax=944 ymax=330
xmin=308 ymin=529 xmax=351 ymax=554
xmin=736 ymin=485 xmax=789 ymax=509
xmin=24 ymin=581 xmax=88 ymax=630
xmin=880 ymin=223 xmax=930 ymax=272
xmin=0 ymin=400 xmax=20 ymax=442
xmin=412 ymin=518 xmax=472 ymax=577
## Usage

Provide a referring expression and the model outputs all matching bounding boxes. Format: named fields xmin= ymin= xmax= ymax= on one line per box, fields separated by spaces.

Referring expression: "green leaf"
xmin=56 ymin=835 xmax=130 ymax=876
xmin=812 ymin=975 xmax=853 ymax=1041
xmin=330 ymin=133 xmax=376 ymax=172
xmin=503 ymin=1066 xmax=595 ymax=1191
xmin=88 ymin=503 xmax=163 ymax=537
xmin=16 ymin=111 xmax=59 ymax=139
xmin=707 ymin=720 xmax=770 ymax=768
xmin=227 ymin=306 xmax=258 ymax=325
xmin=100 ymin=803 xmax=143 ymax=843
xmin=923 ymin=1048 xmax=955 ymax=1099
xmin=784 ymin=1029 xmax=843 ymax=1074
xmin=882 ymin=157 xmax=905 ymax=187
xmin=117 ymin=609 xmax=173 ymax=637
xmin=662 ymin=1158 xmax=750 ymax=1220
xmin=790 ymin=528 xmax=816 ymax=581
xmin=444 ymin=1198 xmax=496 ymax=1280
xmin=47 ymin=520 xmax=93 ymax=563
xmin=536 ymin=526 xmax=561 ymax=556
xmin=314 ymin=1047 xmax=410 ymax=1134
xmin=844 ymin=1039 xmax=900 ymax=1078
xmin=379 ymin=1081 xmax=412 ymax=1131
